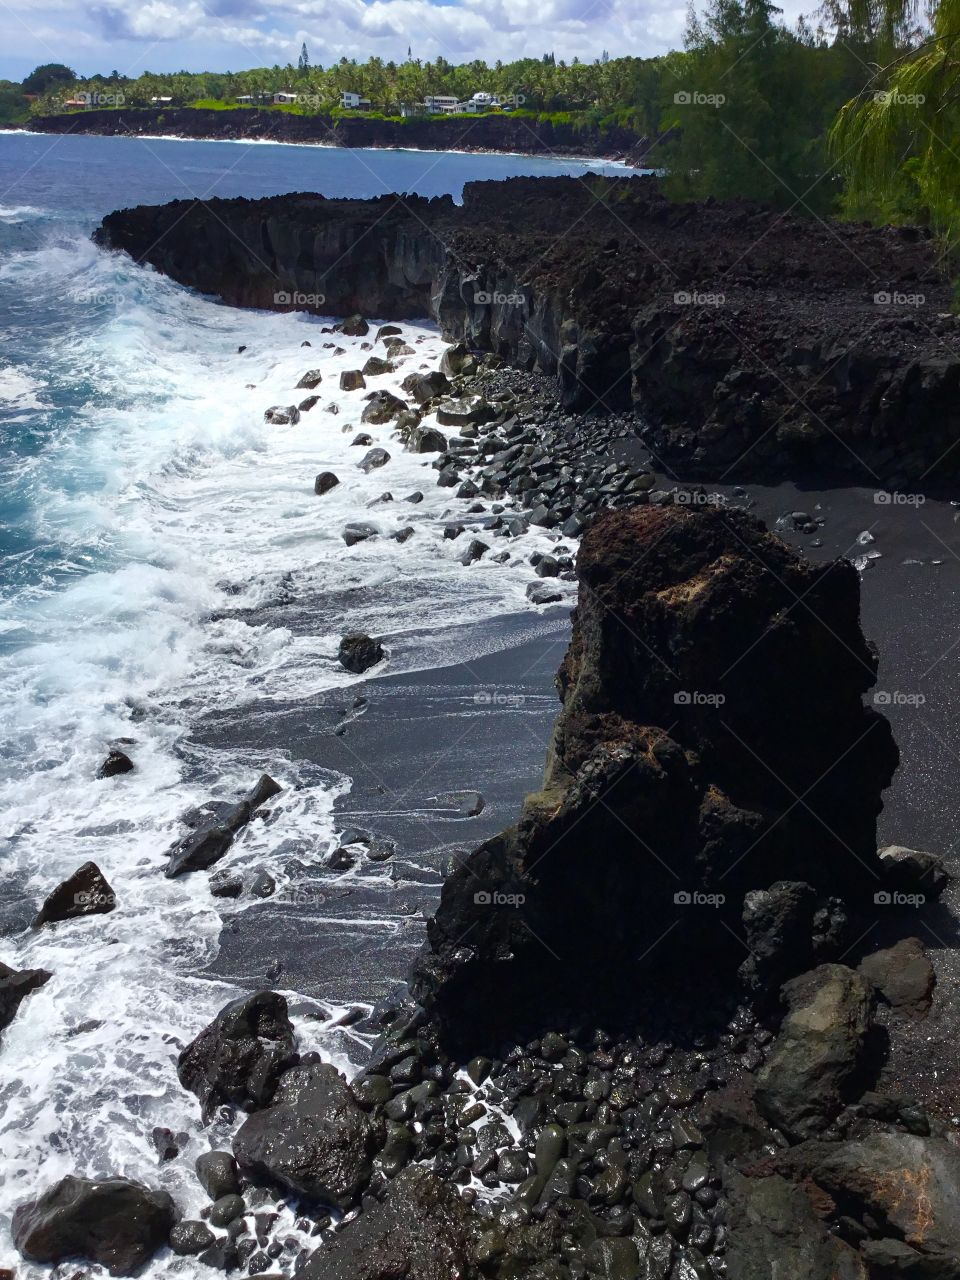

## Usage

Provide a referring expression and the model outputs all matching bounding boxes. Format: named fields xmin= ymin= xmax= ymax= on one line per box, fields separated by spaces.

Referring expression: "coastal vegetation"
xmin=3 ymin=0 xmax=954 ymax=241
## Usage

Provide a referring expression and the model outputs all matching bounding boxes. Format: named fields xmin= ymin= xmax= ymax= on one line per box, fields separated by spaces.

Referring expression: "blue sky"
xmin=0 ymin=0 xmax=698 ymax=82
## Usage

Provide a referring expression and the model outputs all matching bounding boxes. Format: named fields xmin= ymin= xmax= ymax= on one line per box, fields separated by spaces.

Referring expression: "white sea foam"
xmin=0 ymin=230 xmax=574 ymax=1276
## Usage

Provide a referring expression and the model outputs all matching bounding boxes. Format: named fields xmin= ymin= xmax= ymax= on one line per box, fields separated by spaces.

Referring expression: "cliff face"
xmin=410 ymin=504 xmax=899 ymax=1051
xmin=94 ymin=176 xmax=960 ymax=483
xmin=27 ymin=107 xmax=654 ymax=161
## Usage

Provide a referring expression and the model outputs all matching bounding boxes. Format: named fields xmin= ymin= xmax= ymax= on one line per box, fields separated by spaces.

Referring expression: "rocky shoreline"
xmin=94 ymin=176 xmax=960 ymax=487
xmin=20 ymin=108 xmax=659 ymax=166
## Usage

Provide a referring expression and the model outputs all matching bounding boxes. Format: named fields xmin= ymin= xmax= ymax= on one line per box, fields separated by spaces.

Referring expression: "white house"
xmin=236 ymin=95 xmax=255 ymax=104
xmin=423 ymin=95 xmax=461 ymax=114
xmin=150 ymin=96 xmax=173 ymax=104
xmin=463 ymin=91 xmax=497 ymax=113
xmin=340 ymin=91 xmax=371 ymax=110
xmin=273 ymin=92 xmax=299 ymax=104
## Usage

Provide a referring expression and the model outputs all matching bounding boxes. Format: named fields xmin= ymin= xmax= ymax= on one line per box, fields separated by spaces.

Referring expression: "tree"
xmin=21 ymin=63 xmax=76 ymax=94
xmin=299 ymin=42 xmax=310 ymax=73
xmin=831 ymin=0 xmax=960 ymax=243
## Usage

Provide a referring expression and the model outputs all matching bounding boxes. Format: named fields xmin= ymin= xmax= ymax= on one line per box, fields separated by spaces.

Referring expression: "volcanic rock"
xmin=401 ymin=370 xmax=450 ymax=404
xmin=340 ymin=369 xmax=366 ymax=391
xmin=314 ymin=472 xmax=339 ymax=496
xmin=12 ymin=1176 xmax=177 ymax=1276
xmin=32 ymin=861 xmax=116 ymax=927
xmin=361 ymin=391 xmax=405 ymax=424
xmin=97 ymin=748 xmax=134 ymax=778
xmin=177 ymin=989 xmax=297 ymax=1120
xmin=166 ymin=774 xmax=282 ymax=877
xmin=405 ymin=426 xmax=447 ymax=454
xmin=858 ymin=936 xmax=935 ymax=1020
xmin=338 ymin=633 xmax=384 ymax=674
xmin=878 ymin=844 xmax=949 ymax=899
xmin=233 ymin=1062 xmax=384 ymax=1209
xmin=358 ymin=447 xmax=390 ymax=472
xmin=296 ymin=370 xmax=323 ymax=389
xmin=264 ymin=405 xmax=300 ymax=425
xmin=411 ymin=505 xmax=897 ymax=1050
xmin=755 ymin=964 xmax=873 ymax=1139
xmin=343 ymin=523 xmax=379 ymax=546
xmin=297 ymin=1165 xmax=477 ymax=1280
xmin=0 ymin=961 xmax=51 ymax=1037
xmin=196 ymin=1151 xmax=241 ymax=1200
xmin=338 ymin=315 xmax=369 ymax=337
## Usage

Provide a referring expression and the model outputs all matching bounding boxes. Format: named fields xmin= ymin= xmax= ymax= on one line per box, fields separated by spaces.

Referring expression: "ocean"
xmin=0 ymin=131 xmax=627 ymax=1273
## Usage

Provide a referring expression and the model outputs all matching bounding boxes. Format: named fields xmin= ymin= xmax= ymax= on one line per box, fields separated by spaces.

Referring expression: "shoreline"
xmin=7 ymin=127 xmax=638 ymax=169
xmin=0 ymin=124 xmax=640 ymax=169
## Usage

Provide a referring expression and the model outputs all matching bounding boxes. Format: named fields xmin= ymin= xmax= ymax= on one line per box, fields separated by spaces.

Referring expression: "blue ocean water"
xmin=0 ymin=131 xmax=611 ymax=1273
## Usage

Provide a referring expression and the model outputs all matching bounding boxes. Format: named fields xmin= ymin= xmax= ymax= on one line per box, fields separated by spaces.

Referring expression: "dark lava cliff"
xmin=94 ymin=176 xmax=960 ymax=485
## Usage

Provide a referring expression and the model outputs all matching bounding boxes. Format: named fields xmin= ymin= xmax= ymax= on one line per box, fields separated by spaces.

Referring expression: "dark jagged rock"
xmin=95 ymin=176 xmax=960 ymax=483
xmin=411 ymin=504 xmax=897 ymax=1051
xmin=405 ymin=426 xmax=447 ymax=454
xmin=755 ymin=964 xmax=873 ymax=1139
xmin=314 ymin=472 xmax=340 ymax=496
xmin=97 ymin=748 xmax=134 ymax=778
xmin=264 ymin=405 xmax=300 ymax=425
xmin=340 ymin=369 xmax=366 ymax=391
xmin=177 ymin=990 xmax=297 ymax=1121
xmin=361 ymin=391 xmax=405 ymax=425
xmin=343 ymin=522 xmax=379 ymax=546
xmin=32 ymin=861 xmax=117 ymax=927
xmin=297 ymin=1165 xmax=477 ymax=1280
xmin=738 ymin=880 xmax=818 ymax=996
xmin=337 ymin=315 xmax=369 ymax=336
xmin=401 ymin=370 xmax=450 ymax=405
xmin=12 ymin=1176 xmax=177 ymax=1276
xmin=0 ymin=961 xmax=51 ymax=1036
xmin=357 ymin=447 xmax=390 ymax=473
xmin=338 ymin=633 xmax=384 ymax=674
xmin=166 ymin=774 xmax=281 ymax=877
xmin=858 ymin=937 xmax=936 ymax=1020
xmin=233 ymin=1062 xmax=384 ymax=1209
xmin=195 ymin=1151 xmax=241 ymax=1200
xmin=878 ymin=845 xmax=949 ymax=900
xmin=296 ymin=369 xmax=323 ymax=389
xmin=170 ymin=1220 xmax=216 ymax=1256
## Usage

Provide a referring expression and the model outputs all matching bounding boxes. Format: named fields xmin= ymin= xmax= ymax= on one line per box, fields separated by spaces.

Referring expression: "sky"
xmin=0 ymin=0 xmax=813 ymax=83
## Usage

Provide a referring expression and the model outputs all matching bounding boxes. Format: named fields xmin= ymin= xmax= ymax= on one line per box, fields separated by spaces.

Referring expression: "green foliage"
xmin=831 ymin=0 xmax=960 ymax=247
xmin=22 ymin=63 xmax=76 ymax=95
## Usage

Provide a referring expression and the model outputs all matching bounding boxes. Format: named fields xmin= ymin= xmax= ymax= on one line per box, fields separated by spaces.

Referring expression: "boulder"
xmin=459 ymin=539 xmax=489 ymax=565
xmin=177 ymin=989 xmax=297 ymax=1121
xmin=436 ymin=395 xmax=496 ymax=428
xmin=401 ymin=370 xmax=450 ymax=405
xmin=233 ymin=1062 xmax=385 ymax=1209
xmin=361 ymin=392 xmax=405 ymax=425
xmin=195 ymin=1151 xmax=241 ymax=1200
xmin=411 ymin=506 xmax=898 ymax=1051
xmin=0 ymin=961 xmax=51 ymax=1036
xmin=340 ymin=369 xmax=366 ymax=391
xmin=264 ymin=405 xmax=300 ymax=425
xmin=12 ymin=1176 xmax=177 ymax=1276
xmin=338 ymin=315 xmax=369 ymax=336
xmin=97 ymin=748 xmax=133 ymax=779
xmin=755 ymin=964 xmax=873 ymax=1139
xmin=405 ymin=426 xmax=447 ymax=454
xmin=738 ymin=880 xmax=817 ymax=997
xmin=166 ymin=774 xmax=281 ymax=877
xmin=343 ymin=522 xmax=379 ymax=547
xmin=170 ymin=1220 xmax=215 ymax=1256
xmin=858 ymin=936 xmax=935 ymax=1020
xmin=440 ymin=342 xmax=472 ymax=378
xmin=314 ymin=472 xmax=340 ymax=496
xmin=338 ymin=634 xmax=385 ymax=674
xmin=785 ymin=1131 xmax=960 ymax=1264
xmin=376 ymin=324 xmax=403 ymax=342
xmin=32 ymin=861 xmax=116 ymax=927
xmin=722 ymin=1169 xmax=866 ymax=1280
xmin=296 ymin=370 xmax=323 ymax=389
xmin=297 ymin=1165 xmax=477 ymax=1280
xmin=299 ymin=395 xmax=321 ymax=412
xmin=351 ymin=432 xmax=374 ymax=446
xmin=878 ymin=845 xmax=949 ymax=900
xmin=358 ymin=447 xmax=391 ymax=473
xmin=361 ymin=356 xmax=394 ymax=377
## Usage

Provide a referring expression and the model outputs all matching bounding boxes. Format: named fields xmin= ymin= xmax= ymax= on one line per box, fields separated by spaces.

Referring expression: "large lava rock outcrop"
xmin=411 ymin=504 xmax=898 ymax=1050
